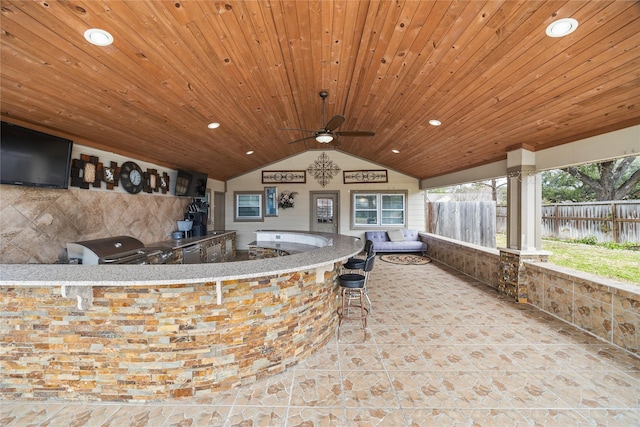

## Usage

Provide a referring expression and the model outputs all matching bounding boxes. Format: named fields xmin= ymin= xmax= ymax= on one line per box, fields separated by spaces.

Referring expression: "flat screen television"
xmin=175 ymin=169 xmax=208 ymax=197
xmin=1 ymin=121 xmax=73 ymax=189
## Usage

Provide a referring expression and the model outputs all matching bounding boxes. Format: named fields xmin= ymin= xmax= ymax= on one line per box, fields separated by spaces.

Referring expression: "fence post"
xmin=611 ymin=202 xmax=619 ymax=243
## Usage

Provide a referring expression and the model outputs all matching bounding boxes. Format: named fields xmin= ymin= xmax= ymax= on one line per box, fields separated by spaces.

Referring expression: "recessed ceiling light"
xmin=392 ymin=149 xmax=400 ymax=154
xmin=246 ymin=150 xmax=254 ymax=155
xmin=207 ymin=122 xmax=220 ymax=129
xmin=429 ymin=119 xmax=441 ymax=126
xmin=84 ymin=28 xmax=113 ymax=46
xmin=546 ymin=18 xmax=578 ymax=37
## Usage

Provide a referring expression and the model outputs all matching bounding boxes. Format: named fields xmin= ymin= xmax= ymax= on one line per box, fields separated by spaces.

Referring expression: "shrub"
xmin=602 ymin=241 xmax=639 ymax=251
xmin=575 ymin=235 xmax=598 ymax=245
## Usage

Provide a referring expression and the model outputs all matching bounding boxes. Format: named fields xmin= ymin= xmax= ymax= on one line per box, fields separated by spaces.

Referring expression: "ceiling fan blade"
xmin=335 ymin=130 xmax=375 ymax=137
xmin=280 ymin=127 xmax=315 ymax=133
xmin=288 ymin=135 xmax=317 ymax=144
xmin=324 ymin=115 xmax=345 ymax=131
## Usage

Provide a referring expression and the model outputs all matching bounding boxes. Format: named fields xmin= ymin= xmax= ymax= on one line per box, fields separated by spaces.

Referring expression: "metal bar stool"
xmin=341 ymin=240 xmax=375 ymax=313
xmin=344 ymin=239 xmax=373 ymax=269
xmin=337 ymin=252 xmax=375 ymax=341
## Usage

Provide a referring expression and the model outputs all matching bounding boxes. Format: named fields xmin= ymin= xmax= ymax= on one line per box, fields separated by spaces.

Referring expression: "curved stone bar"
xmin=0 ymin=232 xmax=362 ymax=402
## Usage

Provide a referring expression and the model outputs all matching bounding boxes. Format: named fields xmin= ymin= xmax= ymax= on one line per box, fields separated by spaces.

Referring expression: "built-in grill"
xmin=67 ymin=236 xmax=170 ymax=265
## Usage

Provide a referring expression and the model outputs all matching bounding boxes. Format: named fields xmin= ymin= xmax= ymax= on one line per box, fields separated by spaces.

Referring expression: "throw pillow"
xmin=387 ymin=229 xmax=405 ymax=242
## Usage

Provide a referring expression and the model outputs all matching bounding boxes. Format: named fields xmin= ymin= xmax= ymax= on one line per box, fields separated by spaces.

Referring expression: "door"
xmin=311 ymin=192 xmax=339 ymax=233
xmin=213 ymin=191 xmax=225 ymax=231
xmin=182 ymin=244 xmax=202 ymax=264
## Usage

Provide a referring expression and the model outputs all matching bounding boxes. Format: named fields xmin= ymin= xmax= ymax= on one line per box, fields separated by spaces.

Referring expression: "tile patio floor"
xmin=1 ymin=258 xmax=639 ymax=426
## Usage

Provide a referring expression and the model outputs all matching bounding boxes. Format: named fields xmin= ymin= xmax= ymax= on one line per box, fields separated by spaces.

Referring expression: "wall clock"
xmin=120 ymin=161 xmax=144 ymax=194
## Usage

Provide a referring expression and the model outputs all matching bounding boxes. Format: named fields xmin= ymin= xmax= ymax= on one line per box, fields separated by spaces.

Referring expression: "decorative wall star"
xmin=307 ymin=152 xmax=341 ymax=187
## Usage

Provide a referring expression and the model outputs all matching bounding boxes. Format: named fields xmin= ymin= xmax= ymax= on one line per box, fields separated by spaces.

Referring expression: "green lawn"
xmin=496 ymin=234 xmax=640 ymax=285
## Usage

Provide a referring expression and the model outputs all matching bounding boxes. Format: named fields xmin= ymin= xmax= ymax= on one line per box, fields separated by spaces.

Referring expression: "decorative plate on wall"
xmin=144 ymin=168 xmax=159 ymax=193
xmin=70 ymin=154 xmax=102 ymax=189
xmin=102 ymin=161 xmax=120 ymax=190
xmin=159 ymin=172 xmax=170 ymax=194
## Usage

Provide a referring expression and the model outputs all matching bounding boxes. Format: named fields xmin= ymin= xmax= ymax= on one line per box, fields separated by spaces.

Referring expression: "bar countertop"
xmin=0 ymin=231 xmax=363 ymax=287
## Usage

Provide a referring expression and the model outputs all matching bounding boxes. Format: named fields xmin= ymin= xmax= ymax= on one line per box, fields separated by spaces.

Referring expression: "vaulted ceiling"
xmin=1 ymin=1 xmax=639 ymax=182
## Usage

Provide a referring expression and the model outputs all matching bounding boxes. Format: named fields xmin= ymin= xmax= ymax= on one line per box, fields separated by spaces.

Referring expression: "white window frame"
xmin=351 ymin=190 xmax=407 ymax=228
xmin=234 ymin=191 xmax=264 ymax=222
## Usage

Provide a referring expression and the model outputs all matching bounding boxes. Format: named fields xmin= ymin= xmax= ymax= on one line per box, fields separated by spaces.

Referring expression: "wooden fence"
xmin=540 ymin=201 xmax=640 ymax=244
xmin=426 ymin=201 xmax=496 ymax=248
xmin=496 ymin=202 xmax=639 ymax=243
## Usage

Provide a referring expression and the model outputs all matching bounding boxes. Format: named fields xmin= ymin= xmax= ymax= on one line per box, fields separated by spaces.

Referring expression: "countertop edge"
xmin=0 ymin=232 xmax=363 ymax=287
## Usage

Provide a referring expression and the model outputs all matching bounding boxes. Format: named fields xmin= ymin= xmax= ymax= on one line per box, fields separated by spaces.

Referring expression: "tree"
xmin=543 ymin=156 xmax=640 ymax=202
xmin=542 ymin=169 xmax=593 ymax=202
xmin=564 ymin=157 xmax=640 ymax=201
xmin=476 ymin=178 xmax=507 ymax=204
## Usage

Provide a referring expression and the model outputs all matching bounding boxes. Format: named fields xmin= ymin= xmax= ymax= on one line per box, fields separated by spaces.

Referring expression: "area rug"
xmin=379 ymin=254 xmax=431 ymax=265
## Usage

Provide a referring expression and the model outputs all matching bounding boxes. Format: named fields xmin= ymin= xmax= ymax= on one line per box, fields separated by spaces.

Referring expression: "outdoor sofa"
xmin=364 ymin=229 xmax=428 ymax=255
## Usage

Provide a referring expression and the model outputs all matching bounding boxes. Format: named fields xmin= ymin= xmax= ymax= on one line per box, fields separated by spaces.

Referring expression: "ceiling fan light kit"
xmin=315 ymin=133 xmax=333 ymax=143
xmin=283 ymin=91 xmax=374 ymax=145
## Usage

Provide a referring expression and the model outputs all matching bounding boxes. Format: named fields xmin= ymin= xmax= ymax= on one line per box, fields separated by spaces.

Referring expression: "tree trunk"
xmin=564 ymin=157 xmax=640 ymax=201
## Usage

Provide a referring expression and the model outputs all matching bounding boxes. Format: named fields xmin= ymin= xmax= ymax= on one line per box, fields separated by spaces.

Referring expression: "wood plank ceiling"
xmin=1 ymin=1 xmax=639 ymax=182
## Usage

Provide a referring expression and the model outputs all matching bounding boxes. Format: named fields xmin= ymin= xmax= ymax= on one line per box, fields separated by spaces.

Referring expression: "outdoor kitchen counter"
xmin=146 ymin=230 xmax=236 ymax=250
xmin=0 ymin=231 xmax=362 ymax=287
xmin=0 ymin=231 xmax=363 ymax=401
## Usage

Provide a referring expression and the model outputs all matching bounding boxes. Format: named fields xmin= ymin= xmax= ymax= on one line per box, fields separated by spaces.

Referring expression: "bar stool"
xmin=337 ymin=252 xmax=375 ymax=341
xmin=342 ymin=240 xmax=375 ymax=313
xmin=344 ymin=239 xmax=374 ymax=271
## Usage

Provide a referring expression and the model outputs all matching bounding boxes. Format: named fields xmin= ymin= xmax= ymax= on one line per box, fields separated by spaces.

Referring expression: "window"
xmin=354 ymin=194 xmax=378 ymax=225
xmin=352 ymin=191 xmax=406 ymax=227
xmin=316 ymin=197 xmax=334 ymax=223
xmin=234 ymin=191 xmax=264 ymax=222
xmin=381 ymin=194 xmax=405 ymax=225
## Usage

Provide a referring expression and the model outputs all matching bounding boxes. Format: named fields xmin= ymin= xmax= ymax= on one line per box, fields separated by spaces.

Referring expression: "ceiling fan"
xmin=282 ymin=91 xmax=375 ymax=145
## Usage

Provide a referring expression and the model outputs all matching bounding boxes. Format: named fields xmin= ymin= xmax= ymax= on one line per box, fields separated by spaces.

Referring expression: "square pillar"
xmin=506 ymin=149 xmax=542 ymax=251
xmin=501 ymin=147 xmax=549 ymax=303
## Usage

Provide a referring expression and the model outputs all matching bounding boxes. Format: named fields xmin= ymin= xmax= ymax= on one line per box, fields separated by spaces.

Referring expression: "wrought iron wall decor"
xmin=262 ymin=170 xmax=306 ymax=184
xmin=343 ymin=169 xmax=388 ymax=184
xmin=307 ymin=152 xmax=340 ymax=187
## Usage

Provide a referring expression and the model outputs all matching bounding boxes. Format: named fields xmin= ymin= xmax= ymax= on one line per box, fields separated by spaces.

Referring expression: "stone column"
xmin=498 ymin=249 xmax=549 ymax=303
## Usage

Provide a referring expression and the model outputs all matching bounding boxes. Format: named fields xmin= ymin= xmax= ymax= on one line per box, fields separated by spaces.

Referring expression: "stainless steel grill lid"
xmin=67 ymin=236 xmax=146 ymax=264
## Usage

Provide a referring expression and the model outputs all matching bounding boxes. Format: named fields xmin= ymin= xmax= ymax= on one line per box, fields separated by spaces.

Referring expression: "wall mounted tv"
xmin=1 ymin=121 xmax=74 ymax=189
xmin=175 ymin=169 xmax=208 ymax=197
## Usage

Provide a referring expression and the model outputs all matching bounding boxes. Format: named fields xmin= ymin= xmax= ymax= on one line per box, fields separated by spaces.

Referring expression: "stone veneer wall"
xmin=421 ymin=232 xmax=640 ymax=356
xmin=498 ymin=250 xmax=549 ymax=303
xmin=247 ymin=245 xmax=289 ymax=259
xmin=525 ymin=262 xmax=640 ymax=356
xmin=0 ymin=185 xmax=190 ymax=264
xmin=421 ymin=232 xmax=500 ymax=289
xmin=0 ymin=267 xmax=340 ymax=401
